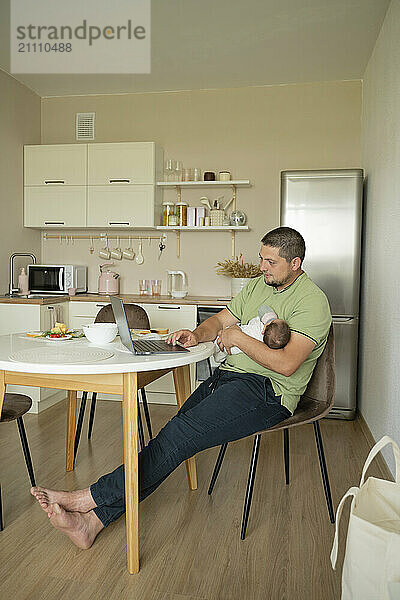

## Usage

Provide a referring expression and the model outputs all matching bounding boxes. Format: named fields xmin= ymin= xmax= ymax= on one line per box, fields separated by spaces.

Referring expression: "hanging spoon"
xmin=136 ymin=238 xmax=144 ymax=264
xmin=89 ymin=236 xmax=94 ymax=254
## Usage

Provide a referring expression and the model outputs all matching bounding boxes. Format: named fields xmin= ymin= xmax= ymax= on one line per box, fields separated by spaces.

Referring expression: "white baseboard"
xmin=28 ymin=390 xmax=67 ymax=414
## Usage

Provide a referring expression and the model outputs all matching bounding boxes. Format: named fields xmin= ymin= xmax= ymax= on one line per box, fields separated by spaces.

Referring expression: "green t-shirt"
xmin=221 ymin=272 xmax=332 ymax=414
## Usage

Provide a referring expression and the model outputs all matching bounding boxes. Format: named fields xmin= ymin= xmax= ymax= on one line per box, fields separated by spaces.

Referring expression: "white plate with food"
xmin=45 ymin=334 xmax=73 ymax=341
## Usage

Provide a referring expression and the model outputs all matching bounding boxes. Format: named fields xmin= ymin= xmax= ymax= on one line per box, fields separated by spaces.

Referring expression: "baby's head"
xmin=263 ymin=319 xmax=291 ymax=349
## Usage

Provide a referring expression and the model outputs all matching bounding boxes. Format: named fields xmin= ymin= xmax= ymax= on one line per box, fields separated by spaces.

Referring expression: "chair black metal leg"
xmin=208 ymin=443 xmax=228 ymax=495
xmin=0 ymin=485 xmax=3 ymax=531
xmin=16 ymin=417 xmax=36 ymax=487
xmin=74 ymin=392 xmax=87 ymax=462
xmin=137 ymin=394 xmax=145 ymax=451
xmin=141 ymin=388 xmax=153 ymax=439
xmin=88 ymin=393 xmax=97 ymax=439
xmin=284 ymin=429 xmax=290 ymax=485
xmin=313 ymin=421 xmax=335 ymax=523
xmin=241 ymin=434 xmax=261 ymax=540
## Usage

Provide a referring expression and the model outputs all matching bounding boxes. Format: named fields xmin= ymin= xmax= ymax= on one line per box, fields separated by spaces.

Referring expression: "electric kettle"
xmin=167 ymin=270 xmax=188 ymax=298
xmin=98 ymin=263 xmax=120 ymax=295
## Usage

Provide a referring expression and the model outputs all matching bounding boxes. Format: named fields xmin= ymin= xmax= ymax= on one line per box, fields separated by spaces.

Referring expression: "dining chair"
xmin=208 ymin=324 xmax=335 ymax=539
xmin=74 ymin=303 xmax=153 ymax=462
xmin=0 ymin=393 xmax=36 ymax=530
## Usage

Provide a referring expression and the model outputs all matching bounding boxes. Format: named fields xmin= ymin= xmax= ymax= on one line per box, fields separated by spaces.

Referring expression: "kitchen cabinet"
xmin=24 ymin=142 xmax=163 ymax=229
xmin=24 ymin=144 xmax=87 ymax=228
xmin=88 ymin=142 xmax=163 ymax=185
xmin=87 ymin=185 xmax=160 ymax=228
xmin=68 ymin=300 xmax=109 ymax=329
xmin=24 ymin=144 xmax=87 ymax=186
xmin=87 ymin=142 xmax=163 ymax=228
xmin=142 ymin=303 xmax=197 ymax=403
xmin=0 ymin=301 xmax=69 ymax=412
xmin=24 ymin=186 xmax=87 ymax=228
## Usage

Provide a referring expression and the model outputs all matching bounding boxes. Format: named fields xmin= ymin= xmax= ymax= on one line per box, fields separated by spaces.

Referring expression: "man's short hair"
xmin=261 ymin=227 xmax=305 ymax=264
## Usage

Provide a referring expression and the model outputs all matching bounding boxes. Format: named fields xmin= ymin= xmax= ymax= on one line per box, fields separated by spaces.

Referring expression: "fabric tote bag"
xmin=331 ymin=436 xmax=400 ymax=600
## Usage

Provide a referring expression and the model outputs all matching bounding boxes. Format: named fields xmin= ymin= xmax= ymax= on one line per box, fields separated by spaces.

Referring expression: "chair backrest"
xmin=301 ymin=323 xmax=335 ymax=409
xmin=94 ymin=303 xmax=150 ymax=330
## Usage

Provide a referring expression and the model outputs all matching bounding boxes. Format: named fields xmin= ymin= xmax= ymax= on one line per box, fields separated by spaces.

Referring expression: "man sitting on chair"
xmin=31 ymin=227 xmax=332 ymax=549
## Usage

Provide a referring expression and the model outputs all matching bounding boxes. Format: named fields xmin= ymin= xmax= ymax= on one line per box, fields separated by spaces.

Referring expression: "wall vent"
xmin=76 ymin=112 xmax=95 ymax=140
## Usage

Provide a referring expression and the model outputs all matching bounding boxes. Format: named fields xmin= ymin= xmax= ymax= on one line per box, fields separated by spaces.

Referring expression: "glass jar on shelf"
xmin=162 ymin=201 xmax=175 ymax=226
xmin=176 ymin=201 xmax=188 ymax=226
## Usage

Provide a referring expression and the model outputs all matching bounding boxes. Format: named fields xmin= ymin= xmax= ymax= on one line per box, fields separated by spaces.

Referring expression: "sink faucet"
xmin=9 ymin=252 xmax=37 ymax=295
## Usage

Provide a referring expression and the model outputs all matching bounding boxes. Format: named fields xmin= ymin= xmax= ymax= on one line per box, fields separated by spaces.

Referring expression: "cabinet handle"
xmin=157 ymin=305 xmax=181 ymax=310
xmin=109 ymin=179 xmax=131 ymax=184
xmin=96 ymin=304 xmax=108 ymax=307
xmin=44 ymin=180 xmax=65 ymax=184
xmin=44 ymin=221 xmax=65 ymax=225
xmin=108 ymin=222 xmax=130 ymax=226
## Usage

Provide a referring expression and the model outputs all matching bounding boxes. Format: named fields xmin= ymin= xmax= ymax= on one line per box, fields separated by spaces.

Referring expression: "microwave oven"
xmin=27 ymin=265 xmax=87 ymax=294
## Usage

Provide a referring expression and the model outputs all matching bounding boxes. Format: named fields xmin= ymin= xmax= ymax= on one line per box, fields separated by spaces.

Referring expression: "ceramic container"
xmin=83 ymin=323 xmax=118 ymax=344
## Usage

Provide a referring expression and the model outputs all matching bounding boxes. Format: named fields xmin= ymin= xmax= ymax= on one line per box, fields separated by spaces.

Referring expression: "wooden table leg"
xmin=123 ymin=372 xmax=139 ymax=574
xmin=66 ymin=390 xmax=77 ymax=472
xmin=173 ymin=365 xmax=198 ymax=490
xmin=0 ymin=371 xmax=5 ymax=418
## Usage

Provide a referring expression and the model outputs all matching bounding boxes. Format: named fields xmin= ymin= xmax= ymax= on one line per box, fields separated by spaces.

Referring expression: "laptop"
xmin=109 ymin=296 xmax=189 ymax=355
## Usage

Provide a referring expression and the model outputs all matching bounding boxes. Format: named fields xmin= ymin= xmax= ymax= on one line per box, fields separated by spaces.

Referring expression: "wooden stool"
xmin=0 ymin=393 xmax=36 ymax=530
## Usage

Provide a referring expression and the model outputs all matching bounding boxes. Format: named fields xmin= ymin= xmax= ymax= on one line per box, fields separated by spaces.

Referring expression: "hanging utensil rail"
xmin=43 ymin=233 xmax=167 ymax=242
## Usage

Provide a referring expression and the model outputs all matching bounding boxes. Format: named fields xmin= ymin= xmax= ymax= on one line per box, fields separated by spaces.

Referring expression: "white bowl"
xmin=83 ymin=323 xmax=118 ymax=344
xmin=171 ymin=291 xmax=188 ymax=299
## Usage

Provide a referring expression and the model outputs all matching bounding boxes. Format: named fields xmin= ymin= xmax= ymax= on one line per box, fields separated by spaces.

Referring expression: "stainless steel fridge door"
xmin=281 ymin=169 xmax=363 ymax=317
xmin=329 ymin=317 xmax=359 ymax=419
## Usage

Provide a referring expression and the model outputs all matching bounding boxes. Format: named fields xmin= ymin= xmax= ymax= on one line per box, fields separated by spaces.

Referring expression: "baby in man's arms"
xmin=213 ymin=304 xmax=291 ymax=363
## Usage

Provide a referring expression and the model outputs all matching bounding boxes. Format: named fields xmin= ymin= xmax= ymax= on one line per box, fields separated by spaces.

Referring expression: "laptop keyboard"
xmin=133 ymin=339 xmax=171 ymax=352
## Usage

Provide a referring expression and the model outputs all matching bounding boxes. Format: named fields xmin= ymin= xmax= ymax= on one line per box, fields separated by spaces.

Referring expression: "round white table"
xmin=0 ymin=333 xmax=214 ymax=574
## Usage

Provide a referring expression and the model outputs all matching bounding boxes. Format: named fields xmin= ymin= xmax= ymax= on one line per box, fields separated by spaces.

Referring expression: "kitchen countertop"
xmin=0 ymin=294 xmax=230 ymax=307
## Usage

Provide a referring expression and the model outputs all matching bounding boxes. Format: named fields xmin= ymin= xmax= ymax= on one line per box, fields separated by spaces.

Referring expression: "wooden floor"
xmin=0 ymin=398 xmax=389 ymax=600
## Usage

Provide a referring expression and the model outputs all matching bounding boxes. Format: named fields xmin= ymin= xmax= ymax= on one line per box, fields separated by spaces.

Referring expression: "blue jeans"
xmin=90 ymin=368 xmax=291 ymax=527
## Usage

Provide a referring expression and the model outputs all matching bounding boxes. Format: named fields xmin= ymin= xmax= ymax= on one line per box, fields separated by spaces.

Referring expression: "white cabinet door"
xmin=0 ymin=302 xmax=68 ymax=411
xmin=24 ymin=186 xmax=86 ymax=227
xmin=87 ymin=185 xmax=156 ymax=228
xmin=68 ymin=301 xmax=109 ymax=328
xmin=88 ymin=142 xmax=157 ymax=185
xmin=24 ymin=144 xmax=87 ymax=185
xmin=142 ymin=304 xmax=197 ymax=396
xmin=143 ymin=304 xmax=197 ymax=331
xmin=0 ymin=304 xmax=41 ymax=335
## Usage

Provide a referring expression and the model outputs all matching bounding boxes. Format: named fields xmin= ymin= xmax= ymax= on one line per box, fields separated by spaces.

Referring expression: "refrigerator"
xmin=280 ymin=169 xmax=363 ymax=419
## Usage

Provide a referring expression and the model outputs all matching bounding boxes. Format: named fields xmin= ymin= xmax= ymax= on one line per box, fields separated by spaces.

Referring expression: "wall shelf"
xmin=157 ymin=180 xmax=250 ymax=187
xmin=157 ymin=180 xmax=251 ymax=258
xmin=156 ymin=226 xmax=249 ymax=231
xmin=156 ymin=226 xmax=249 ymax=258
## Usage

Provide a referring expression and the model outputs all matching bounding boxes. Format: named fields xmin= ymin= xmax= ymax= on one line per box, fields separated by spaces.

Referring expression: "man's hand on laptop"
xmin=167 ymin=329 xmax=199 ymax=348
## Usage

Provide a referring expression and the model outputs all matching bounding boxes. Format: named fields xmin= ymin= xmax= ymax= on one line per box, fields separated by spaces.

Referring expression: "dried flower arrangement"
xmin=215 ymin=254 xmax=262 ymax=278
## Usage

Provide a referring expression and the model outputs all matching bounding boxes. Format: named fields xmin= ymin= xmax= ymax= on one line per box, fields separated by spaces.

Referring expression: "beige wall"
xmin=41 ymin=81 xmax=361 ymax=296
xmin=0 ymin=70 xmax=41 ymax=292
xmin=360 ymin=0 xmax=400 ymax=475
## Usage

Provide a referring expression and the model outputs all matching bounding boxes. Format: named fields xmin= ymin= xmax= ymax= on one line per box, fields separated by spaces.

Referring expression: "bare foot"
xmin=47 ymin=503 xmax=104 ymax=549
xmin=30 ymin=486 xmax=96 ymax=513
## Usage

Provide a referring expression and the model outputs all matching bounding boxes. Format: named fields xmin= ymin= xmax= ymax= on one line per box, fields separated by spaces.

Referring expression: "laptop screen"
xmin=109 ymin=296 xmax=136 ymax=353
